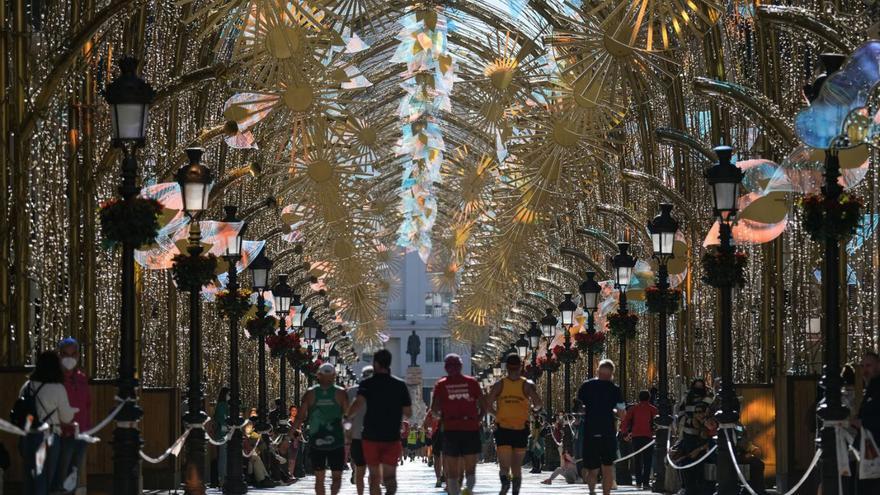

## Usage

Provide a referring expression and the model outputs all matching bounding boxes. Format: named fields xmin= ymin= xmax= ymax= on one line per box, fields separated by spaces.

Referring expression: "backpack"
xmin=9 ymin=382 xmax=52 ymax=430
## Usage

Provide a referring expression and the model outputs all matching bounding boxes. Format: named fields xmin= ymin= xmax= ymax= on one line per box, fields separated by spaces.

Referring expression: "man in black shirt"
xmin=576 ymin=359 xmax=626 ymax=495
xmin=347 ymin=349 xmax=412 ymax=495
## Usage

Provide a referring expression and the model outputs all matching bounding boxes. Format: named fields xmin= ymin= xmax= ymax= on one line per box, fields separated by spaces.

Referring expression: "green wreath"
xmin=645 ymin=287 xmax=682 ymax=314
xmin=607 ymin=312 xmax=639 ymax=340
xmin=99 ymin=197 xmax=164 ymax=249
xmin=701 ymin=247 xmax=747 ymax=289
xmin=171 ymin=252 xmax=218 ymax=292
xmin=245 ymin=315 xmax=276 ymax=339
xmin=799 ymin=193 xmax=862 ymax=243
xmin=216 ymin=288 xmax=252 ymax=320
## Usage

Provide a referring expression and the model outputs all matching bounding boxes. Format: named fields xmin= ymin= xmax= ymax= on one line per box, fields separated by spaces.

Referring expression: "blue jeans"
xmin=20 ymin=432 xmax=60 ymax=495
xmin=53 ymin=436 xmax=86 ymax=491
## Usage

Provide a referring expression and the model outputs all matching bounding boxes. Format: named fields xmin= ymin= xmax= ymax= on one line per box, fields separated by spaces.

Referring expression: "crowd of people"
xmin=7 ymin=338 xmax=880 ymax=495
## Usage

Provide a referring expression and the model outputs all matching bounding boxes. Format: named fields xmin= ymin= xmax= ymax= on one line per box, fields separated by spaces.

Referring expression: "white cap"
xmin=361 ymin=366 xmax=374 ymax=379
xmin=317 ymin=363 xmax=336 ymax=375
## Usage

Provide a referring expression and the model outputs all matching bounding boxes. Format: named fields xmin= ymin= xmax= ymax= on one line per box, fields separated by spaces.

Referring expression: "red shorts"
xmin=361 ymin=439 xmax=402 ymax=466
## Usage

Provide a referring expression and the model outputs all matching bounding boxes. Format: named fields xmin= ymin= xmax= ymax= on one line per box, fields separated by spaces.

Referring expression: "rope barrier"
xmin=243 ymin=435 xmax=262 ymax=458
xmin=77 ymin=397 xmax=134 ymax=443
xmin=614 ymin=439 xmax=656 ymax=463
xmin=720 ymin=427 xmax=822 ymax=495
xmin=140 ymin=428 xmax=192 ymax=464
xmin=666 ymin=444 xmax=718 ymax=470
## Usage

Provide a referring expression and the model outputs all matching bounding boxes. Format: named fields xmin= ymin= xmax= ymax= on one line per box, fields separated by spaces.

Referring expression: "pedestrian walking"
xmin=347 ymin=366 xmax=373 ymax=495
xmin=55 ymin=337 xmax=92 ymax=493
xmin=15 ymin=351 xmax=78 ymax=495
xmin=212 ymin=387 xmax=230 ymax=488
xmin=346 ymin=349 xmax=413 ymax=495
xmin=621 ymin=390 xmax=657 ymax=490
xmin=423 ymin=409 xmax=444 ymax=487
xmin=855 ymin=351 xmax=880 ymax=492
xmin=576 ymin=359 xmax=626 ymax=495
xmin=292 ymin=363 xmax=349 ymax=495
xmin=486 ymin=353 xmax=543 ymax=495
xmin=430 ymin=353 xmax=483 ymax=495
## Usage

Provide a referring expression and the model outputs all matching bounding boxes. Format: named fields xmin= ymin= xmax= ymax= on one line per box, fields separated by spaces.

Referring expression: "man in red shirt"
xmin=430 ymin=354 xmax=483 ymax=495
xmin=621 ymin=390 xmax=658 ymax=490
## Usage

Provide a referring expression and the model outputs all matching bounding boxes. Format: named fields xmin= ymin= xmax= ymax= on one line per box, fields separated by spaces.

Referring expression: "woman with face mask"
xmin=55 ymin=337 xmax=92 ymax=493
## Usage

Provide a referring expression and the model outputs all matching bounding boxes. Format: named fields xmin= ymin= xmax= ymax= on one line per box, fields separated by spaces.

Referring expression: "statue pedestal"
xmin=405 ymin=366 xmax=423 ymax=387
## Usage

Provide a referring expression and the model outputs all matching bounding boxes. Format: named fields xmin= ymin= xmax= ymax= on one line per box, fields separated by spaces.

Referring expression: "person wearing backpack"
xmin=15 ymin=351 xmax=78 ymax=495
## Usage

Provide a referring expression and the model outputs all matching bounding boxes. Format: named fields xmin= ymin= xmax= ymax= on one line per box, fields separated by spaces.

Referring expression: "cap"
xmin=317 ymin=363 xmax=336 ymax=375
xmin=444 ymin=354 xmax=463 ymax=366
xmin=504 ymin=353 xmax=521 ymax=366
xmin=361 ymin=366 xmax=374 ymax=379
xmin=58 ymin=337 xmax=79 ymax=349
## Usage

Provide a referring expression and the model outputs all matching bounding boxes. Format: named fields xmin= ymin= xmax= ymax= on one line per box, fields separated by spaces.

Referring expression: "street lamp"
xmin=290 ymin=293 xmax=305 ymax=328
xmin=176 ymin=148 xmax=214 ymax=495
xmin=104 ymin=55 xmax=154 ymax=495
xmin=540 ymin=308 xmax=558 ymax=416
xmin=247 ymin=249 xmax=272 ymax=434
xmin=272 ymin=275 xmax=293 ymax=431
xmin=221 ymin=206 xmax=247 ymax=494
xmin=558 ymin=293 xmax=578 ymax=412
xmin=313 ymin=324 xmax=327 ymax=354
xmin=647 ymin=203 xmax=679 ymax=492
xmin=527 ymin=321 xmax=542 ymax=371
xmin=579 ymin=272 xmax=601 ymax=378
xmin=612 ymin=241 xmax=636 ymax=401
xmin=514 ymin=333 xmax=530 ymax=361
xmin=704 ymin=145 xmax=744 ymax=495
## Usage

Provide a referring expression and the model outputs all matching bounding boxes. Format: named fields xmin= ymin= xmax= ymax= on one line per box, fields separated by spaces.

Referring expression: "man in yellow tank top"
xmin=485 ymin=353 xmax=543 ymax=495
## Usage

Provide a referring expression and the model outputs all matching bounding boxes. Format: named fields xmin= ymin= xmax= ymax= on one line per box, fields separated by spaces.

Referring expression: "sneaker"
xmin=462 ymin=488 xmax=472 ymax=495
xmin=435 ymin=479 xmax=443 ymax=488
xmin=541 ymin=479 xmax=552 ymax=485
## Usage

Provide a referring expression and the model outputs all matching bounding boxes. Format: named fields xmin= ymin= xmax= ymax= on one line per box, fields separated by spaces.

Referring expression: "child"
xmin=541 ymin=450 xmax=580 ymax=485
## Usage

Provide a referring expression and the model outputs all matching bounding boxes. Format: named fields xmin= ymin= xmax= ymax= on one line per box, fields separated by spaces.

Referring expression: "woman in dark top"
xmin=213 ymin=387 xmax=229 ymax=488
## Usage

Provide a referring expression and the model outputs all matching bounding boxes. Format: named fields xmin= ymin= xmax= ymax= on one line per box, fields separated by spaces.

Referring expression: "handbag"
xmin=859 ymin=427 xmax=880 ymax=480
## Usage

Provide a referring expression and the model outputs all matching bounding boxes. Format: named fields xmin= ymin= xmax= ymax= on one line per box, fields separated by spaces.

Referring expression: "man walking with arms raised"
xmin=430 ymin=354 xmax=483 ymax=495
xmin=577 ymin=359 xmax=626 ymax=495
xmin=347 ymin=349 xmax=412 ymax=495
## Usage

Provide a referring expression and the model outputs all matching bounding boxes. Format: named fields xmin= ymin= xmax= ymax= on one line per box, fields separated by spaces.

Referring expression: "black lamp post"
xmin=527 ymin=321 xmax=542 ymax=371
xmin=558 ymin=293 xmax=578 ymax=413
xmin=176 ymin=148 xmax=214 ymax=495
xmin=247 ymin=250 xmax=272 ymax=434
xmin=704 ymin=145 xmax=744 ymax=495
xmin=807 ymin=53 xmax=850 ymax=495
xmin=300 ymin=313 xmax=319 ymax=402
xmin=540 ymin=308 xmax=558 ymax=416
xmin=221 ymin=206 xmax=247 ymax=495
xmin=515 ymin=333 xmax=530 ymax=362
xmin=612 ymin=242 xmax=636 ymax=401
xmin=579 ymin=272 xmax=601 ymax=378
xmin=289 ymin=294 xmax=304 ymax=406
xmin=105 ymin=55 xmax=154 ymax=495
xmin=272 ymin=275 xmax=293 ymax=432
xmin=648 ymin=203 xmax=679 ymax=493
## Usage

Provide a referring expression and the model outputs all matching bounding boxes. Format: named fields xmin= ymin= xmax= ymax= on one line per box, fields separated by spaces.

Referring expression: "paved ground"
xmin=203 ymin=460 xmax=656 ymax=494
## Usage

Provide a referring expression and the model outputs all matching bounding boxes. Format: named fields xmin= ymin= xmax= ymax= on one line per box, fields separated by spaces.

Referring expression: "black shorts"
xmin=350 ymin=439 xmax=365 ymax=467
xmin=442 ymin=430 xmax=481 ymax=456
xmin=582 ymin=434 xmax=618 ymax=469
xmin=494 ymin=427 xmax=529 ymax=449
xmin=311 ymin=447 xmax=345 ymax=471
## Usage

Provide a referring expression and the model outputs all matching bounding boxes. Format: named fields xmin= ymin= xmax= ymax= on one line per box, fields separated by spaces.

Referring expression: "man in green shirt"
xmin=292 ymin=363 xmax=349 ymax=495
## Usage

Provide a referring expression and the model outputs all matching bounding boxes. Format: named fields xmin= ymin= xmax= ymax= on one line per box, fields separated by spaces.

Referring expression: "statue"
xmin=406 ymin=330 xmax=420 ymax=367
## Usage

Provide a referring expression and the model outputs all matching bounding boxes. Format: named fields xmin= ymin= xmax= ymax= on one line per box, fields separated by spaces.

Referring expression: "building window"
xmin=425 ymin=337 xmax=449 ymax=363
xmin=424 ymin=292 xmax=452 ymax=317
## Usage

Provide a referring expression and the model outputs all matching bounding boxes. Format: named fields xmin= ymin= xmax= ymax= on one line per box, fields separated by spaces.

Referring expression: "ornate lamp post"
xmin=272 ymin=275 xmax=293 ymax=431
xmin=221 ymin=206 xmax=247 ymax=494
xmin=648 ymin=203 xmax=679 ymax=492
xmin=176 ymin=148 xmax=214 ymax=495
xmin=527 ymin=321 xmax=542 ymax=372
xmin=612 ymin=242 xmax=636 ymax=400
xmin=247 ymin=250 xmax=272 ymax=433
xmin=540 ymin=308 xmax=558 ymax=416
xmin=557 ymin=293 xmax=578 ymax=413
xmin=105 ymin=55 xmax=154 ymax=495
xmin=579 ymin=272 xmax=601 ymax=378
xmin=301 ymin=313 xmax=319 ymax=395
xmin=514 ymin=333 xmax=530 ymax=362
xmin=704 ymin=145 xmax=744 ymax=495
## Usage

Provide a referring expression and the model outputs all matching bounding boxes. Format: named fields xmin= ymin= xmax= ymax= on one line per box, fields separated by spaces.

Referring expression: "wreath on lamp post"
xmin=798 ymin=192 xmax=863 ymax=243
xmin=301 ymin=357 xmax=323 ymax=378
xmin=645 ymin=287 xmax=682 ymax=314
xmin=266 ymin=332 xmax=300 ymax=359
xmin=216 ymin=288 xmax=252 ymax=320
xmin=607 ymin=312 xmax=639 ymax=340
xmin=701 ymin=246 xmax=748 ymax=288
xmin=99 ymin=197 xmax=164 ymax=249
xmin=553 ymin=344 xmax=580 ymax=364
xmin=574 ymin=331 xmax=606 ymax=354
xmin=245 ymin=315 xmax=276 ymax=339
xmin=171 ymin=252 xmax=218 ymax=292
xmin=537 ymin=354 xmax=560 ymax=372
xmin=288 ymin=346 xmax=313 ymax=367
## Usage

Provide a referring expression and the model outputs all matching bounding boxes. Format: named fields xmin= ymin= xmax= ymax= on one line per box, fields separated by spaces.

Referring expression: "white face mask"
xmin=61 ymin=357 xmax=77 ymax=370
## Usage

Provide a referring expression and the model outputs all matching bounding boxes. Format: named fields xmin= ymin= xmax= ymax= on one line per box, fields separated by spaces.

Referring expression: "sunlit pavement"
xmin=201 ymin=460 xmax=656 ymax=494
